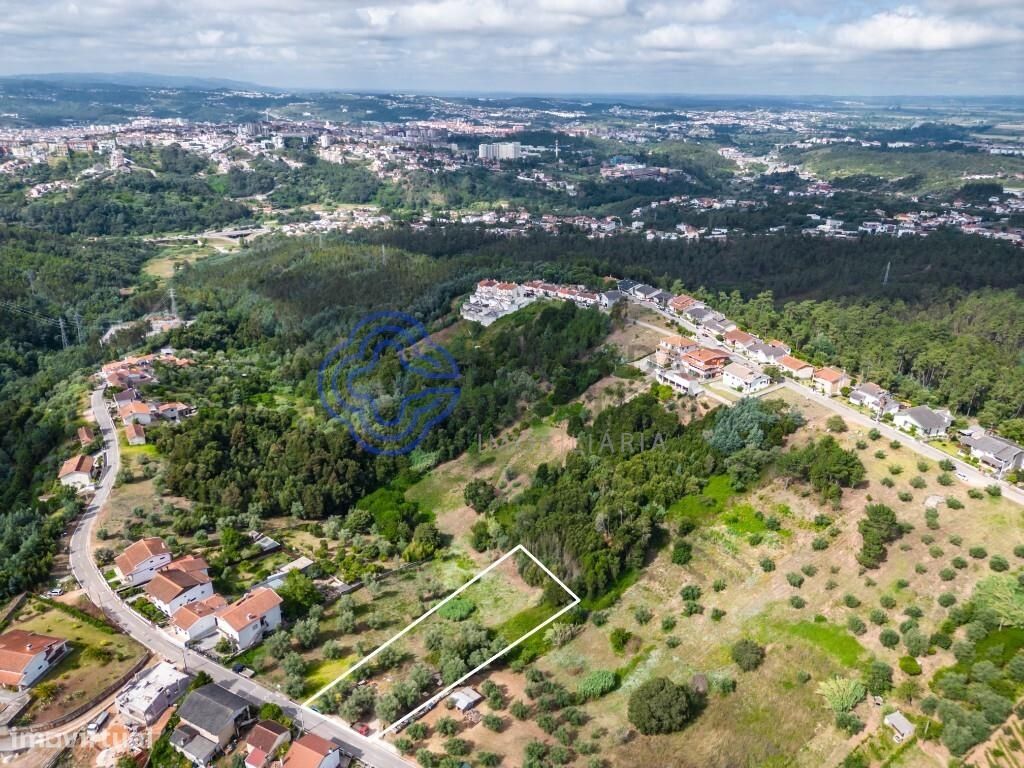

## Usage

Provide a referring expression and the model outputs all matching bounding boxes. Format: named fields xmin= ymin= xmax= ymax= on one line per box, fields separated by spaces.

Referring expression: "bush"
xmin=898 ymin=491 xmax=913 ymax=502
xmin=847 ymin=616 xmax=866 ymax=635
xmin=844 ymin=594 xmax=861 ymax=608
xmin=578 ymin=670 xmax=618 ymax=700
xmin=869 ymin=609 xmax=888 ymax=625
xmin=790 ymin=596 xmax=806 ymax=609
xmin=759 ymin=557 xmax=775 ymax=572
xmin=952 ymin=556 xmax=968 ymax=569
xmin=946 ymin=497 xmax=964 ymax=509
xmin=880 ymin=629 xmax=900 ymax=648
xmin=991 ymin=555 xmax=1010 ymax=572
xmin=939 ymin=459 xmax=955 ymax=471
xmin=938 ymin=473 xmax=954 ymax=486
xmin=969 ymin=546 xmax=988 ymax=559
xmin=801 ymin=564 xmax=818 ymax=577
xmin=880 ymin=594 xmax=896 ymax=609
xmin=438 ymin=597 xmax=476 ymax=621
xmin=899 ymin=656 xmax=922 ymax=675
xmin=880 ymin=477 xmax=895 ymax=488
xmin=812 ymin=537 xmax=829 ymax=551
xmin=679 ymin=585 xmax=702 ymax=601
xmin=710 ymin=607 xmax=726 ymax=621
xmin=627 ymin=678 xmax=699 ymax=735
xmin=609 ymin=628 xmax=632 ymax=653
xmin=938 ymin=593 xmax=957 ymax=608
xmin=731 ymin=639 xmax=765 ymax=672
xmin=633 ymin=606 xmax=653 ymax=625
xmin=787 ymin=572 xmax=804 ymax=589
xmin=827 ymin=416 xmax=848 ymax=433
xmin=661 ymin=616 xmax=677 ymax=632
xmin=986 ymin=484 xmax=1003 ymax=497
xmin=910 ymin=476 xmax=927 ymax=489
xmin=671 ymin=539 xmax=693 ymax=565
xmin=712 ymin=578 xmax=727 ymax=592
xmin=968 ymin=488 xmax=985 ymax=500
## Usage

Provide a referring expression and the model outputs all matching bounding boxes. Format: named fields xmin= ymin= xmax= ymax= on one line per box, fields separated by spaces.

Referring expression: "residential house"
xmin=654 ymin=335 xmax=699 ymax=367
xmin=668 ymin=293 xmax=703 ymax=316
xmin=77 ymin=426 xmax=95 ymax=448
xmin=245 ymin=720 xmax=291 ymax=768
xmin=156 ymin=402 xmax=193 ymax=421
xmin=0 ymin=630 xmax=69 ymax=690
xmin=113 ymin=388 xmax=141 ymax=406
xmin=722 ymin=362 xmax=771 ymax=394
xmin=746 ymin=341 xmax=786 ymax=365
xmin=812 ymin=367 xmax=849 ymax=396
xmin=680 ymin=348 xmax=732 ymax=379
xmin=849 ymin=382 xmax=900 ymax=415
xmin=893 ymin=406 xmax=952 ymax=438
xmin=960 ymin=432 xmax=1024 ymax=475
xmin=450 ymin=687 xmax=484 ymax=712
xmin=116 ymin=661 xmax=191 ymax=725
xmin=701 ymin=317 xmax=737 ymax=337
xmin=654 ymin=368 xmax=705 ymax=397
xmin=125 ymin=423 xmax=146 ymax=446
xmin=171 ymin=683 xmax=251 ymax=766
xmin=216 ymin=588 xmax=283 ymax=651
xmin=282 ymin=733 xmax=346 ymax=768
xmin=599 ymin=290 xmax=623 ymax=307
xmin=170 ymin=594 xmax=228 ymax=644
xmin=723 ymin=329 xmax=756 ymax=350
xmin=58 ymin=454 xmax=94 ymax=490
xmin=649 ymin=290 xmax=675 ymax=307
xmin=632 ymin=284 xmax=660 ymax=301
xmin=778 ymin=355 xmax=813 ymax=380
xmin=883 ymin=711 xmax=915 ymax=743
xmin=616 ymin=279 xmax=638 ymax=294
xmin=684 ymin=305 xmax=714 ymax=324
xmin=118 ymin=401 xmax=152 ymax=426
xmin=114 ymin=537 xmax=172 ymax=586
xmin=145 ymin=569 xmax=214 ymax=617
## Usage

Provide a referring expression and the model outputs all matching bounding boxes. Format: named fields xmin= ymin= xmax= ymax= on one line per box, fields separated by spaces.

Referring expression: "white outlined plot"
xmin=299 ymin=544 xmax=580 ymax=738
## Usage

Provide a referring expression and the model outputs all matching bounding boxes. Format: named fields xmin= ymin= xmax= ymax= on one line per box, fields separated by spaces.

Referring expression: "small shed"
xmin=883 ymin=710 xmax=916 ymax=743
xmin=449 ymin=687 xmax=483 ymax=712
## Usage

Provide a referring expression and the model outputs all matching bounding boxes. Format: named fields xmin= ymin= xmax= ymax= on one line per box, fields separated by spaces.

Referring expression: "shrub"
xmin=438 ymin=598 xmax=476 ymax=621
xmin=802 ymin=564 xmax=818 ymax=577
xmin=899 ymin=656 xmax=922 ymax=675
xmin=661 ymin=616 xmax=677 ymax=632
xmin=843 ymin=594 xmax=861 ymax=608
xmin=940 ymin=568 xmax=956 ymax=581
xmin=880 ymin=629 xmax=900 ymax=648
xmin=880 ymin=595 xmax=896 ymax=609
xmin=812 ymin=537 xmax=829 ymax=551
xmin=609 ymin=628 xmax=632 ymax=653
xmin=889 ymin=464 xmax=904 ymax=476
xmin=910 ymin=476 xmax=926 ymax=489
xmin=731 ymin=639 xmax=766 ymax=671
xmin=579 ymin=670 xmax=618 ymax=700
xmin=869 ymin=609 xmax=888 ymax=625
xmin=890 ymin=440 xmax=901 ymax=450
xmin=937 ymin=473 xmax=954 ymax=486
xmin=827 ymin=416 xmax=848 ymax=433
xmin=969 ymin=546 xmax=988 ymax=559
xmin=847 ymin=616 xmax=866 ymax=635
xmin=679 ymin=585 xmax=702 ymax=601
xmin=991 ymin=555 xmax=1010 ymax=572
xmin=880 ymin=477 xmax=895 ymax=488
xmin=968 ymin=488 xmax=985 ymax=500
xmin=627 ymin=678 xmax=699 ymax=735
xmin=712 ymin=578 xmax=727 ymax=592
xmin=917 ymin=460 xmax=930 ymax=472
xmin=1016 ymin=545 xmax=1024 ymax=559
xmin=898 ymin=492 xmax=913 ymax=503
xmin=633 ymin=606 xmax=653 ymax=625
xmin=590 ymin=611 xmax=608 ymax=627
xmin=760 ymin=557 xmax=775 ymax=573
xmin=787 ymin=572 xmax=805 ymax=589
xmin=711 ymin=608 xmax=726 ymax=621
xmin=875 ymin=451 xmax=887 ymax=460
xmin=868 ymin=428 xmax=881 ymax=441
xmin=986 ymin=485 xmax=1003 ymax=498
xmin=671 ymin=539 xmax=693 ymax=565
xmin=952 ymin=556 xmax=968 ymax=569
xmin=939 ymin=459 xmax=955 ymax=471
xmin=946 ymin=497 xmax=964 ymax=510
xmin=790 ymin=596 xmax=806 ymax=609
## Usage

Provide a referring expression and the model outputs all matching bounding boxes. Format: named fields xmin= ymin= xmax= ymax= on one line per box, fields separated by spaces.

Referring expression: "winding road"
xmin=68 ymin=388 xmax=412 ymax=768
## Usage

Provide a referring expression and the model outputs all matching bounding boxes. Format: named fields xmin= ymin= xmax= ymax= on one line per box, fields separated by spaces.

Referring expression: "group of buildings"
xmin=114 ymin=663 xmax=349 ymax=767
xmin=460 ymin=278 xmax=622 ymax=326
xmin=115 ymin=537 xmax=283 ymax=652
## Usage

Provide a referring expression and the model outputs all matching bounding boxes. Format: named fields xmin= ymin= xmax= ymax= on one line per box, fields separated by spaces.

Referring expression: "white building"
xmin=58 ymin=454 xmax=94 ymax=490
xmin=722 ymin=362 xmax=771 ymax=394
xmin=116 ymin=661 xmax=191 ymax=724
xmin=893 ymin=405 xmax=952 ymax=438
xmin=145 ymin=570 xmax=214 ymax=616
xmin=114 ymin=537 xmax=172 ymax=586
xmin=0 ymin=631 xmax=69 ymax=690
xmin=216 ymin=588 xmax=283 ymax=651
xmin=478 ymin=142 xmax=521 ymax=161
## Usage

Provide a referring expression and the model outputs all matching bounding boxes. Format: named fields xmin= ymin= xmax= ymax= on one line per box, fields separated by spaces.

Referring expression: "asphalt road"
xmin=66 ymin=388 xmax=412 ymax=768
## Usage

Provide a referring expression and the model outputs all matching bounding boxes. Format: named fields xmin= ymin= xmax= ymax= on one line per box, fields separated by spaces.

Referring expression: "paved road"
xmin=631 ymin=298 xmax=1024 ymax=506
xmin=67 ymin=388 xmax=412 ymax=768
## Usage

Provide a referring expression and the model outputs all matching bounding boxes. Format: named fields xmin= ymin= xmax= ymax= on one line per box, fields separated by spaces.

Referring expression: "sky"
xmin=0 ymin=0 xmax=1021 ymax=95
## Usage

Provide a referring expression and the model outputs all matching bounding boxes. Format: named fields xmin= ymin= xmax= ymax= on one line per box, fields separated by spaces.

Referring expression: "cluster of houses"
xmin=115 ymin=664 xmax=349 ymax=767
xmin=115 ymin=537 xmax=283 ymax=652
xmin=460 ymin=278 xmax=623 ymax=326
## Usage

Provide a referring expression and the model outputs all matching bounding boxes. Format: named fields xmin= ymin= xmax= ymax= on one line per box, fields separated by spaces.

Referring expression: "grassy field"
xmin=9 ymin=598 xmax=146 ymax=725
xmin=436 ymin=386 xmax=1024 ymax=767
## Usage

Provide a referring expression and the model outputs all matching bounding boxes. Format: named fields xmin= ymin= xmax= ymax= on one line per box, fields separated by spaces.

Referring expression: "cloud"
xmin=833 ymin=6 xmax=1020 ymax=51
xmin=637 ymin=24 xmax=737 ymax=50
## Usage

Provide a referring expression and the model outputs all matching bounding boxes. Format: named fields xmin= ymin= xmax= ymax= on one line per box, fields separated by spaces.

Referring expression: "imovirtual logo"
xmin=318 ymin=311 xmax=461 ymax=456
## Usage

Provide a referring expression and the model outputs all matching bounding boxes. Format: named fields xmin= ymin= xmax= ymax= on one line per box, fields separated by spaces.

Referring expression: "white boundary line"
xmin=299 ymin=544 xmax=580 ymax=737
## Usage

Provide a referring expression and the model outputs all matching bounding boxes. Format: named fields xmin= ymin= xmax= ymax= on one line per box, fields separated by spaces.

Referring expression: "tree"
xmin=627 ymin=677 xmax=700 ymax=735
xmin=857 ymin=504 xmax=904 ymax=568
xmin=731 ymin=639 xmax=765 ymax=671
xmin=826 ymin=416 xmax=848 ymax=433
xmin=464 ymin=479 xmax=497 ymax=512
xmin=277 ymin=570 xmax=322 ymax=619
xmin=864 ymin=661 xmax=893 ymax=695
xmin=292 ymin=616 xmax=320 ymax=649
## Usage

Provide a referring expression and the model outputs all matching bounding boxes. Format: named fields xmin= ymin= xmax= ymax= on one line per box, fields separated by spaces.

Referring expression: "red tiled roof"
xmin=59 ymin=454 xmax=93 ymax=478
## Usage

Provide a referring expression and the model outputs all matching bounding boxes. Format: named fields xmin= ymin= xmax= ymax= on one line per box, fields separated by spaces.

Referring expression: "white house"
xmin=170 ymin=594 xmax=228 ymax=643
xmin=145 ymin=570 xmax=214 ymax=616
xmin=654 ymin=367 xmax=704 ymax=397
xmin=115 ymin=537 xmax=172 ymax=586
xmin=116 ymin=661 xmax=191 ymax=724
xmin=58 ymin=454 xmax=94 ymax=490
xmin=960 ymin=432 xmax=1024 ymax=475
xmin=812 ymin=367 xmax=849 ymax=396
xmin=125 ymin=423 xmax=147 ymax=446
xmin=849 ymin=382 xmax=900 ymax=415
xmin=893 ymin=405 xmax=952 ymax=438
xmin=722 ymin=362 xmax=771 ymax=394
xmin=778 ymin=355 xmax=813 ymax=380
xmin=0 ymin=630 xmax=69 ymax=690
xmin=118 ymin=401 xmax=153 ymax=425
xmin=883 ymin=711 xmax=916 ymax=743
xmin=216 ymin=588 xmax=283 ymax=651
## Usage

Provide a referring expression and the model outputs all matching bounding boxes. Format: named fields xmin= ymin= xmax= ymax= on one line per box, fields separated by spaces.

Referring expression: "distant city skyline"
xmin=0 ymin=0 xmax=1020 ymax=96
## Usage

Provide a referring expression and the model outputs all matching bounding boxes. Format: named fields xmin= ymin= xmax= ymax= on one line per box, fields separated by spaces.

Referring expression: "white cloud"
xmin=833 ymin=6 xmax=1020 ymax=51
xmin=637 ymin=24 xmax=737 ymax=50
